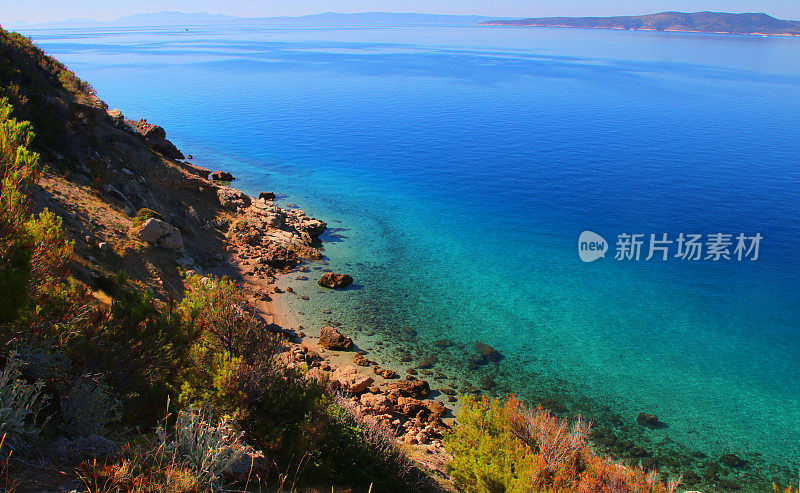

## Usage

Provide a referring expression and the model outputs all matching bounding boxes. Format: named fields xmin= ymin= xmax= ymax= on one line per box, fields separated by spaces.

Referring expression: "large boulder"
xmin=259 ymin=191 xmax=276 ymax=201
xmin=332 ymin=366 xmax=373 ymax=394
xmin=386 ymin=379 xmax=430 ymax=400
xmin=211 ymin=170 xmax=235 ymax=181
xmin=396 ymin=396 xmax=425 ymax=416
xmin=51 ymin=435 xmax=120 ymax=463
xmin=319 ymin=326 xmax=353 ymax=351
xmin=360 ymin=393 xmax=392 ymax=414
xmin=318 ymin=272 xmax=353 ymax=290
xmin=137 ymin=218 xmax=183 ymax=250
xmin=216 ymin=186 xmax=251 ymax=210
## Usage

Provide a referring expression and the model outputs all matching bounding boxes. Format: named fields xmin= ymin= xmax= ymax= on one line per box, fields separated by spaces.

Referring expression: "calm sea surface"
xmin=24 ymin=24 xmax=800 ymax=488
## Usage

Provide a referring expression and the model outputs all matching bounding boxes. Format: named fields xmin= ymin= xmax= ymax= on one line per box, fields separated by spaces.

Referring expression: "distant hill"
xmin=480 ymin=11 xmax=800 ymax=35
xmin=11 ymin=11 xmax=495 ymax=29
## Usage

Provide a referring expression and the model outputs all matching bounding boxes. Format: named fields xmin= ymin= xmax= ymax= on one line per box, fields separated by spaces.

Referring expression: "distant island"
xmin=480 ymin=11 xmax=800 ymax=36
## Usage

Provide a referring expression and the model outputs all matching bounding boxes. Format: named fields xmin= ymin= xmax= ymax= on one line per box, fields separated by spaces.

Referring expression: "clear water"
xmin=24 ymin=25 xmax=800 ymax=488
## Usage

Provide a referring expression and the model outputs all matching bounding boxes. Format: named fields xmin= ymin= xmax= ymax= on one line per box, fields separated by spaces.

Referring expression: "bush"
xmin=179 ymin=275 xmax=276 ymax=361
xmin=0 ymin=351 xmax=47 ymax=451
xmin=157 ymin=406 xmax=249 ymax=486
xmin=60 ymin=377 xmax=122 ymax=438
xmin=97 ymin=289 xmax=200 ymax=423
xmin=444 ymin=396 xmax=537 ymax=492
xmin=445 ymin=396 xmax=681 ymax=493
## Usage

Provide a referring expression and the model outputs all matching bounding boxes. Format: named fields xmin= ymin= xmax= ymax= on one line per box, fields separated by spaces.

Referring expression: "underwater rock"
xmin=719 ymin=453 xmax=748 ymax=468
xmin=473 ymin=342 xmax=504 ymax=364
xmin=318 ymin=272 xmax=353 ymax=289
xmin=636 ymin=412 xmax=664 ymax=429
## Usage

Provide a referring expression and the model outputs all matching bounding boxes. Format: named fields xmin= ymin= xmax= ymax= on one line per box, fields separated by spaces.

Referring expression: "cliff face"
xmin=480 ymin=11 xmax=800 ymax=35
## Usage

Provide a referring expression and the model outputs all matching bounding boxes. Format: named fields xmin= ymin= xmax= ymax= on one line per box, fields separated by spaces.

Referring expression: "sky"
xmin=2 ymin=0 xmax=799 ymax=25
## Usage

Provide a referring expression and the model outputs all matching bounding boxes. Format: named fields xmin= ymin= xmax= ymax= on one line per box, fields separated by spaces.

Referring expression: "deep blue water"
xmin=24 ymin=25 xmax=800 ymax=485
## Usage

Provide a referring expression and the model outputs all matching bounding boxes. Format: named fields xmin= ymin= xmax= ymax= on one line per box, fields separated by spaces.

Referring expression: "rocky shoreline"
xmin=214 ymin=188 xmax=458 ymax=477
xmin=57 ymin=105 xmax=790 ymax=492
xmin=133 ymin=147 xmax=461 ymax=477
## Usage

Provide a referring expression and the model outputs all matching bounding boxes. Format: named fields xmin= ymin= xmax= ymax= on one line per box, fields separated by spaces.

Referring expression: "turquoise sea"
xmin=23 ymin=24 xmax=800 ymax=489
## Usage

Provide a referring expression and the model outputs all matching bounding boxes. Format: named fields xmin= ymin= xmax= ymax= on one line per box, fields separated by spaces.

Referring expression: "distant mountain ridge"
xmin=480 ymin=11 xmax=800 ymax=35
xmin=11 ymin=11 xmax=495 ymax=29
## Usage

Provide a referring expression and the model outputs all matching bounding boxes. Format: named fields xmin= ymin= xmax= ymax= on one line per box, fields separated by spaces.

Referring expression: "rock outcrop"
xmin=107 ymin=109 xmax=125 ymax=128
xmin=217 ymin=186 xmax=251 ymax=211
xmin=128 ymin=119 xmax=184 ymax=160
xmin=178 ymin=161 xmax=211 ymax=180
xmin=259 ymin=243 xmax=300 ymax=270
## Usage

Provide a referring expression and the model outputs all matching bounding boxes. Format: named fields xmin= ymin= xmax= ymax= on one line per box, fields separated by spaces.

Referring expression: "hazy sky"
xmin=3 ymin=0 xmax=800 ymax=24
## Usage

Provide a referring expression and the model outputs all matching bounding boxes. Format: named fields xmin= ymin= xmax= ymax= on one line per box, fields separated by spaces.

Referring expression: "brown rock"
xmin=259 ymin=191 xmax=276 ymax=201
xmin=318 ymin=272 xmax=353 ymax=289
xmin=360 ymin=393 xmax=392 ymax=414
xmin=426 ymin=401 xmax=446 ymax=421
xmin=373 ymin=367 xmax=398 ymax=379
xmin=396 ymin=397 xmax=426 ymax=416
xmin=474 ymin=342 xmax=504 ymax=363
xmin=387 ymin=379 xmax=430 ymax=399
xmin=353 ymin=353 xmax=374 ymax=366
xmin=332 ymin=366 xmax=373 ymax=394
xmin=319 ymin=326 xmax=353 ymax=351
xmin=216 ymin=186 xmax=251 ymax=210
xmin=260 ymin=243 xmax=300 ymax=270
xmin=211 ymin=170 xmax=235 ymax=181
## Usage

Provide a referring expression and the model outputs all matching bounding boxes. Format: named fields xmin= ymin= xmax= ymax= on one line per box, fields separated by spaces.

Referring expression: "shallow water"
xmin=25 ymin=24 xmax=800 ymax=489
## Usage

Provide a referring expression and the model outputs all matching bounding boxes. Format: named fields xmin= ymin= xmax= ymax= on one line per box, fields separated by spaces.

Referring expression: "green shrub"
xmin=0 ymin=96 xmax=42 ymax=325
xmin=445 ymin=396 xmax=536 ymax=492
xmin=445 ymin=396 xmax=679 ymax=493
xmin=179 ymin=275 xmax=276 ymax=361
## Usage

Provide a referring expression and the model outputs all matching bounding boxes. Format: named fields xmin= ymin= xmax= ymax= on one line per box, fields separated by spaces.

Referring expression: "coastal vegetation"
xmin=445 ymin=396 xmax=681 ymax=493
